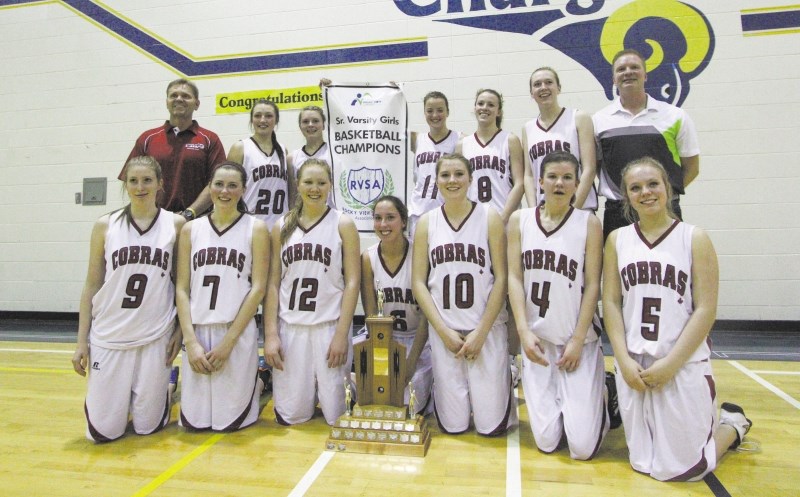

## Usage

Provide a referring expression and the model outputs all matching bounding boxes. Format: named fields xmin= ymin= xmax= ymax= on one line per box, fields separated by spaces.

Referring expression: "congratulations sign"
xmin=324 ymin=84 xmax=408 ymax=232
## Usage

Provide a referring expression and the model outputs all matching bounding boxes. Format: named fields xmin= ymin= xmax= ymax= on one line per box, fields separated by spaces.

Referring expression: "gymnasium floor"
xmin=1 ymin=320 xmax=797 ymax=497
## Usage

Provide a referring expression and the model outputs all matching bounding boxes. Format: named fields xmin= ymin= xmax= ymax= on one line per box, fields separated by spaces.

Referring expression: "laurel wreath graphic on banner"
xmin=339 ymin=170 xmax=395 ymax=210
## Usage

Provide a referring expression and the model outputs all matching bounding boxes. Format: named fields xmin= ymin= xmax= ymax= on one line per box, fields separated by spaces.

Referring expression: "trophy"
xmin=325 ymin=286 xmax=430 ymax=456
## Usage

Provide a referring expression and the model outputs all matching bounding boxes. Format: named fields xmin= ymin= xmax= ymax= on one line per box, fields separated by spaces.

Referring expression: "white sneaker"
xmin=720 ymin=402 xmax=752 ymax=450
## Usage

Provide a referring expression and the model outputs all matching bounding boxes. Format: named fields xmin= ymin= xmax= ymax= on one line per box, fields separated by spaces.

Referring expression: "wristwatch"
xmin=182 ymin=208 xmax=196 ymax=220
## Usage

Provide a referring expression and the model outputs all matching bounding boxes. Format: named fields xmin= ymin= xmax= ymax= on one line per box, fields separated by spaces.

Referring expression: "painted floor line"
xmin=507 ymin=387 xmax=521 ymax=497
xmin=729 ymin=360 xmax=800 ymax=410
xmin=0 ymin=348 xmax=73 ymax=354
xmin=749 ymin=370 xmax=800 ymax=375
xmin=288 ymin=450 xmax=335 ymax=497
xmin=0 ymin=366 xmax=73 ymax=374
xmin=131 ymin=433 xmax=225 ymax=497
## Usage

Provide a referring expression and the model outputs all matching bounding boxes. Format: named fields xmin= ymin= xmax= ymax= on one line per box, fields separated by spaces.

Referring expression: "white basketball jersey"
xmin=523 ymin=108 xmax=598 ymax=209
xmin=367 ymin=241 xmax=421 ymax=338
xmin=427 ymin=203 xmax=506 ymax=330
xmin=240 ymin=138 xmax=289 ymax=228
xmin=290 ymin=142 xmax=331 ymax=171
xmin=90 ymin=209 xmax=176 ymax=349
xmin=462 ymin=130 xmax=514 ymax=215
xmin=279 ymin=208 xmax=345 ymax=325
xmin=615 ymin=221 xmax=708 ymax=361
xmin=410 ymin=131 xmax=459 ymax=218
xmin=189 ymin=214 xmax=255 ymax=325
xmin=518 ymin=207 xmax=600 ymax=345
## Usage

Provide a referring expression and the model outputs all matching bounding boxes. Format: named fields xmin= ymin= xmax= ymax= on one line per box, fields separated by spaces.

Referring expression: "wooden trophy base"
xmin=326 ymin=405 xmax=431 ymax=457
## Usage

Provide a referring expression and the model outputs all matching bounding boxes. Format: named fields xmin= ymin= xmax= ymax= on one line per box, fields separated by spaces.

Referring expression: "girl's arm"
xmin=507 ymin=211 xmax=547 ymax=366
xmin=327 ymin=215 xmax=361 ymax=368
xmin=176 ymin=222 xmax=214 ymax=374
xmin=521 ymin=131 xmax=537 ymax=208
xmin=166 ymin=214 xmax=187 ymax=365
xmin=602 ymin=231 xmax=646 ymax=391
xmin=227 ymin=140 xmax=245 ymax=165
xmin=263 ymin=225 xmax=285 ymax=370
xmin=459 ymin=208 xmax=508 ymax=358
xmin=411 ymin=214 xmax=465 ymax=354
xmin=573 ymin=111 xmax=597 ymax=209
xmin=206 ymin=220 xmax=270 ymax=370
xmin=501 ymin=133 xmax=525 ymax=224
xmin=72 ymin=216 xmax=109 ymax=376
xmin=640 ymin=228 xmax=719 ymax=386
xmin=557 ymin=214 xmax=602 ymax=371
xmin=360 ymin=250 xmax=378 ymax=317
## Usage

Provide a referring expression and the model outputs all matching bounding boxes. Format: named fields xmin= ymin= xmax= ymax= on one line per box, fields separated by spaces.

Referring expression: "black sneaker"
xmin=258 ymin=356 xmax=272 ymax=395
xmin=606 ymin=371 xmax=622 ymax=429
xmin=720 ymin=402 xmax=752 ymax=450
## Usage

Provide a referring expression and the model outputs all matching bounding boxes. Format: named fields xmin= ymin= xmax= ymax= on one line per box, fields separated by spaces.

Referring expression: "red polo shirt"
xmin=120 ymin=120 xmax=226 ymax=212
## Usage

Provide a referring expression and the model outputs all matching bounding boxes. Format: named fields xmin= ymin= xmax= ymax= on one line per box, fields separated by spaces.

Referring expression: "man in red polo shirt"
xmin=121 ymin=79 xmax=226 ymax=220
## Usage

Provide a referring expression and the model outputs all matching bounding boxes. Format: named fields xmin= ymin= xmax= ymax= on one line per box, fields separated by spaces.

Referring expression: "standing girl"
xmin=456 ymin=89 xmax=525 ymax=223
xmin=603 ymin=157 xmax=751 ymax=481
xmin=227 ymin=99 xmax=292 ymax=229
xmin=508 ymin=151 xmax=608 ymax=460
xmin=288 ymin=105 xmax=332 ymax=171
xmin=522 ymin=67 xmax=597 ymax=210
xmin=73 ymin=156 xmax=184 ymax=442
xmin=264 ymin=159 xmax=361 ymax=425
xmin=362 ymin=196 xmax=433 ymax=414
xmin=408 ymin=91 xmax=459 ymax=238
xmin=176 ymin=162 xmax=269 ymax=431
xmin=412 ymin=154 xmax=513 ymax=435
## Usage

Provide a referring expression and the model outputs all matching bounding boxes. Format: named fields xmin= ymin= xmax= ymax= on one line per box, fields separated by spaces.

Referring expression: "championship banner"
xmin=324 ymin=84 xmax=408 ymax=232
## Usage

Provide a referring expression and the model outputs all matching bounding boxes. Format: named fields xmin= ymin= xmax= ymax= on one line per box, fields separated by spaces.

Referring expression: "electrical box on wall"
xmin=82 ymin=177 xmax=107 ymax=205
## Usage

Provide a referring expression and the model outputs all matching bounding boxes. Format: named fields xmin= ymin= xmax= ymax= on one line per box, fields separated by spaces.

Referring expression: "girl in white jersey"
xmin=456 ymin=89 xmax=524 ymax=224
xmin=362 ymin=196 xmax=433 ymax=414
xmin=176 ymin=162 xmax=269 ymax=431
xmin=73 ymin=156 xmax=184 ymax=442
xmin=522 ymin=67 xmax=597 ymax=210
xmin=508 ymin=151 xmax=608 ymax=460
xmin=288 ymin=106 xmax=332 ymax=171
xmin=264 ymin=159 xmax=361 ymax=425
xmin=412 ymin=154 xmax=513 ymax=436
xmin=227 ymin=99 xmax=293 ymax=229
xmin=408 ymin=91 xmax=459 ymax=238
xmin=603 ymin=157 xmax=752 ymax=481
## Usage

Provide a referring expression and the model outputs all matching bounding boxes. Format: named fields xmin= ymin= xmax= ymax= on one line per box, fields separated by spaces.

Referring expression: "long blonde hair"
xmin=280 ymin=159 xmax=332 ymax=245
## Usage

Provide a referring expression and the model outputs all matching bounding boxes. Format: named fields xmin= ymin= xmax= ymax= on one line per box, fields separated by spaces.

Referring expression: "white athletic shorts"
xmin=521 ymin=338 xmax=608 ymax=459
xmin=272 ymin=320 xmax=353 ymax=426
xmin=430 ymin=321 xmax=515 ymax=435
xmin=179 ymin=320 xmax=260 ymax=431
xmin=616 ymin=355 xmax=718 ymax=481
xmin=85 ymin=332 xmax=171 ymax=442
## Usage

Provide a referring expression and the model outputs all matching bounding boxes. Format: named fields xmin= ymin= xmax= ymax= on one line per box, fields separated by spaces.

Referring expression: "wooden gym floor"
xmin=0 ymin=324 xmax=797 ymax=496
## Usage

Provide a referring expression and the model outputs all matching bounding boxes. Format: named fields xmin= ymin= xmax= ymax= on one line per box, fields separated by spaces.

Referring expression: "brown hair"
xmin=166 ymin=78 xmax=199 ymax=99
xmin=117 ymin=156 xmax=162 ymax=226
xmin=529 ymin=66 xmax=561 ymax=92
xmin=210 ymin=161 xmax=250 ymax=213
xmin=474 ymin=88 xmax=504 ymax=128
xmin=612 ymin=49 xmax=647 ymax=72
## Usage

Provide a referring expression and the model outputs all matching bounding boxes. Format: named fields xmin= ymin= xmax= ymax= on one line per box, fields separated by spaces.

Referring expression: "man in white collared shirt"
xmin=593 ymin=49 xmax=700 ymax=239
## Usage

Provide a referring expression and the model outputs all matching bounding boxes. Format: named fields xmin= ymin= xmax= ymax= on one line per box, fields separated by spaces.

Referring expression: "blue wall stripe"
xmin=741 ymin=10 xmax=800 ymax=32
xmin=2 ymin=0 xmax=428 ymax=75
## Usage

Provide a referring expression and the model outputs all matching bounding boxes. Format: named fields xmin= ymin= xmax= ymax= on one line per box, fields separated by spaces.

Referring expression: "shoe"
xmin=510 ymin=355 xmax=521 ymax=388
xmin=606 ymin=371 xmax=622 ymax=429
xmin=720 ymin=402 xmax=752 ymax=450
xmin=258 ymin=356 xmax=272 ymax=395
xmin=169 ymin=366 xmax=179 ymax=386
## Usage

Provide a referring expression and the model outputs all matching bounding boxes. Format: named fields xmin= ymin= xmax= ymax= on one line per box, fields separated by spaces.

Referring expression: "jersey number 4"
xmin=529 ymin=281 xmax=551 ymax=318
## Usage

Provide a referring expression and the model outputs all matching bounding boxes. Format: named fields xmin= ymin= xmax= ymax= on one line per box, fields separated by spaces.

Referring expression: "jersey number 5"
xmin=640 ymin=297 xmax=661 ymax=341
